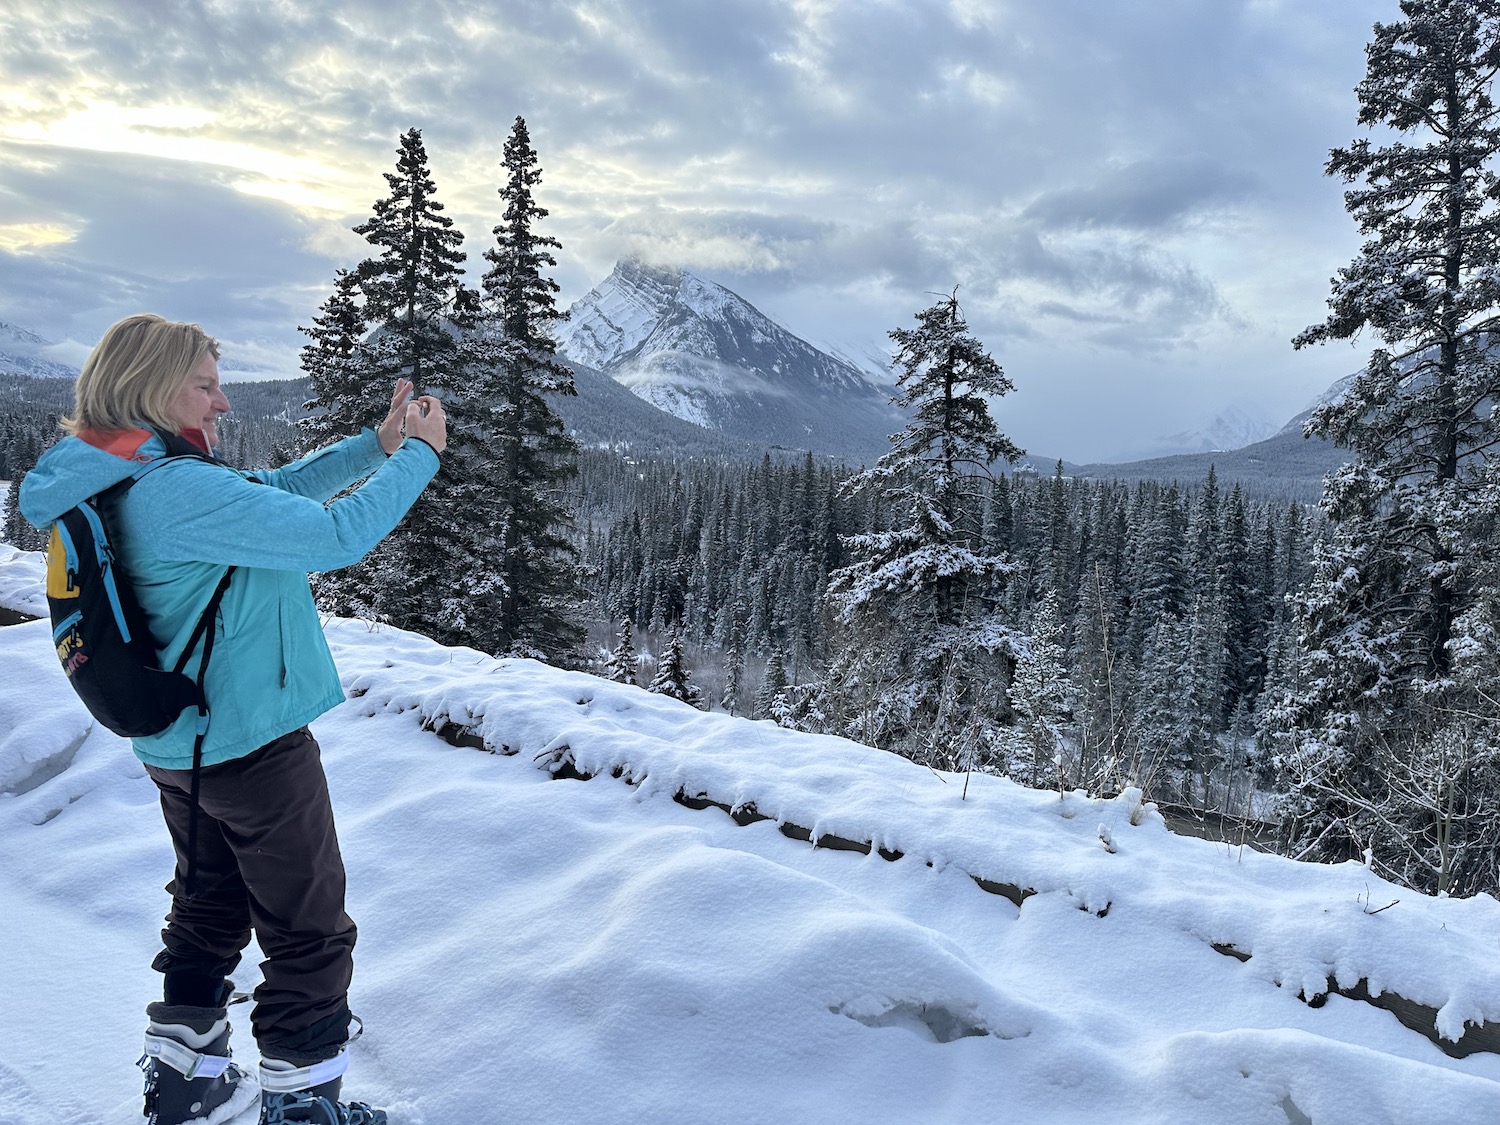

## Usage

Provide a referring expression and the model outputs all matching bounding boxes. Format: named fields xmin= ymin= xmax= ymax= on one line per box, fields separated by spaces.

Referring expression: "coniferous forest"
xmin=8 ymin=3 xmax=1500 ymax=900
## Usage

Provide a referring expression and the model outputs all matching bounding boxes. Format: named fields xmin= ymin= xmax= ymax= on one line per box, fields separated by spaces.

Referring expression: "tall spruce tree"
xmin=1278 ymin=0 xmax=1500 ymax=889
xmin=649 ymin=622 xmax=703 ymax=707
xmin=298 ymin=268 xmax=368 ymax=450
xmin=1072 ymin=558 xmax=1136 ymax=795
xmin=460 ymin=115 xmax=584 ymax=661
xmin=300 ymin=128 xmax=476 ymax=628
xmin=1006 ymin=591 xmax=1073 ymax=788
xmin=823 ymin=290 xmax=1023 ymax=765
xmin=354 ymin=128 xmax=477 ymax=395
xmin=607 ymin=617 xmax=638 ymax=685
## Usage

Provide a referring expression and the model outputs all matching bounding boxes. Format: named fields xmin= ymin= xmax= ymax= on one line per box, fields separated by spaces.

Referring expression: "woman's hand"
xmin=404 ymin=396 xmax=447 ymax=454
xmin=377 ymin=378 xmax=415 ymax=455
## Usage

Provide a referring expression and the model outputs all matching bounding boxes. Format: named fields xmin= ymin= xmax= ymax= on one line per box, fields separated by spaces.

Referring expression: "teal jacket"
xmin=21 ymin=427 xmax=439 ymax=769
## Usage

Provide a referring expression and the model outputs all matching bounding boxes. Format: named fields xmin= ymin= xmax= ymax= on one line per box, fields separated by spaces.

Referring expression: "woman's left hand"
xmin=377 ymin=378 xmax=415 ymax=455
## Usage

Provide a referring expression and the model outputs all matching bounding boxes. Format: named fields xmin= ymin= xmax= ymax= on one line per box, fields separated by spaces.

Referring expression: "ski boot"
xmin=140 ymin=1001 xmax=257 ymax=1125
xmin=258 ymin=1051 xmax=386 ymax=1124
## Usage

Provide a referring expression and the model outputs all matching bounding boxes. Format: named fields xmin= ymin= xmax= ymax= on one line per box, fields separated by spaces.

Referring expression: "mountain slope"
xmin=1054 ymin=427 xmax=1350 ymax=503
xmin=0 ymin=322 xmax=77 ymax=380
xmin=560 ymin=258 xmax=903 ymax=463
xmin=554 ymin=359 xmax=764 ymax=460
xmin=1115 ymin=404 xmax=1279 ymax=462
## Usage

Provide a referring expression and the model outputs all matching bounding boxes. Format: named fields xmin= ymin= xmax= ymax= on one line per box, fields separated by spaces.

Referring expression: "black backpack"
xmin=46 ymin=435 xmax=234 ymax=739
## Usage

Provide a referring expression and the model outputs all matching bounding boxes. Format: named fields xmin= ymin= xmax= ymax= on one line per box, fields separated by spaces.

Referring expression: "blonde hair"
xmin=62 ymin=314 xmax=220 ymax=434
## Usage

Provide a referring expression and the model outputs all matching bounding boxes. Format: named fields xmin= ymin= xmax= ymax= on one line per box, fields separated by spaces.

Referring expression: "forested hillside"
xmin=1 ymin=371 xmax=1322 ymax=838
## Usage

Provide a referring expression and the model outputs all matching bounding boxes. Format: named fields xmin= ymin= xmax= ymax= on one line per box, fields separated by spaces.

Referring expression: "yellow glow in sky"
xmin=0 ymin=222 xmax=77 ymax=252
xmin=5 ymin=101 xmax=363 ymax=216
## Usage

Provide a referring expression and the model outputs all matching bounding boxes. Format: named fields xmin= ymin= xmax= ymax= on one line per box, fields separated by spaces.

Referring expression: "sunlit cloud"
xmin=0 ymin=223 xmax=78 ymax=253
xmin=6 ymin=100 xmax=367 ymax=215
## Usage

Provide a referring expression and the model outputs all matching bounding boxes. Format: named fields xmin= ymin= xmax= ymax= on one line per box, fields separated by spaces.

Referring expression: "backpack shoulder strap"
xmin=89 ymin=432 xmax=238 ymax=675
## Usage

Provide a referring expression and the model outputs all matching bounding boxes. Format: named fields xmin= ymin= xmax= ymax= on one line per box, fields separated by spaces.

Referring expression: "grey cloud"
xmin=589 ymin=207 xmax=949 ymax=292
xmin=1022 ymin=159 xmax=1260 ymax=232
xmin=0 ymin=1 xmax=1357 ymax=219
xmin=0 ymin=143 xmax=332 ymax=346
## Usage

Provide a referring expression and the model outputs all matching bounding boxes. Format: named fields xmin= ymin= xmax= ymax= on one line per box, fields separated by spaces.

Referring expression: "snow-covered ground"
xmin=2 ymin=545 xmax=1498 ymax=1124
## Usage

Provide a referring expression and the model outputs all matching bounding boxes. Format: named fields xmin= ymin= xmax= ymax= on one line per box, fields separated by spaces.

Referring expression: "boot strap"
xmin=258 ymin=1050 xmax=348 ymax=1093
xmin=141 ymin=1032 xmax=233 ymax=1080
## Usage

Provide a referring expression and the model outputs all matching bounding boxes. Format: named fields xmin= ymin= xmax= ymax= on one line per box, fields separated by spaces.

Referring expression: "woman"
xmin=21 ymin=314 xmax=446 ymax=1125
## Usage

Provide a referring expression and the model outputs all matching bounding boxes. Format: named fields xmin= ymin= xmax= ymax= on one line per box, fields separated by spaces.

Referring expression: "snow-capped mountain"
xmin=559 ymin=258 xmax=904 ymax=462
xmin=1276 ymin=371 xmax=1362 ymax=438
xmin=1108 ymin=404 xmax=1278 ymax=462
xmin=0 ymin=322 xmax=78 ymax=380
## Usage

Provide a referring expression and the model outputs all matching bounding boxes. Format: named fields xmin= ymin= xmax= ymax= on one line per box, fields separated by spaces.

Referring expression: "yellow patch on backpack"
xmin=46 ymin=523 xmax=79 ymax=600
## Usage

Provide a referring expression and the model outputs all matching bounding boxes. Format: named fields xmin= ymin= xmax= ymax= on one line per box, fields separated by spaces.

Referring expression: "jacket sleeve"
xmin=247 ymin=429 xmax=389 ymax=501
xmin=126 ymin=440 xmax=440 ymax=572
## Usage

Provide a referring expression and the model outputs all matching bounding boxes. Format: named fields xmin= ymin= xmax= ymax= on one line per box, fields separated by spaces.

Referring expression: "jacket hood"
xmin=19 ymin=428 xmax=169 ymax=527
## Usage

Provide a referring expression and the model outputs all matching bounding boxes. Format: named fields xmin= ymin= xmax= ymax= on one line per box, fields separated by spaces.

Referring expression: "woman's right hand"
xmin=404 ymin=395 xmax=447 ymax=454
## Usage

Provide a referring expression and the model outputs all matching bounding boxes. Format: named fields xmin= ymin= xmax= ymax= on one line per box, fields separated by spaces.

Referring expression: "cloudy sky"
xmin=1 ymin=0 xmax=1389 ymax=461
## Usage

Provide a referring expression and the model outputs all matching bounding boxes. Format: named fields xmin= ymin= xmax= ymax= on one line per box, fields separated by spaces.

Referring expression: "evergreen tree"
xmin=1128 ymin=482 xmax=1188 ymax=651
xmin=1073 ymin=560 xmax=1135 ymax=795
xmin=1183 ymin=590 xmax=1228 ymax=803
xmin=455 ymin=115 xmax=584 ymax=660
xmin=720 ymin=599 xmax=748 ymax=715
xmin=823 ymin=290 xmax=1023 ymax=765
xmin=4 ymin=473 xmax=46 ymax=551
xmin=721 ymin=635 xmax=745 ymax=716
xmin=1006 ymin=591 xmax=1073 ymax=788
xmin=354 ymin=128 xmax=477 ymax=393
xmin=1218 ymin=484 xmax=1260 ymax=719
xmin=297 ymin=268 xmax=369 ymax=449
xmin=301 ymin=128 xmax=475 ymax=628
xmin=649 ymin=622 xmax=702 ymax=707
xmin=1134 ymin=613 xmax=1195 ymax=799
xmin=753 ymin=647 xmax=790 ymax=723
xmin=606 ymin=617 xmax=638 ymax=685
xmin=1280 ymin=0 xmax=1500 ymax=883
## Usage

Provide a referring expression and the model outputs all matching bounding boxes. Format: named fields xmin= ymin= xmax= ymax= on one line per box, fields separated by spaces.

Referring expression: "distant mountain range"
xmin=1106 ymin=405 xmax=1280 ymax=464
xmin=0 ymin=280 xmax=1357 ymax=498
xmin=1051 ymin=428 xmax=1345 ymax=504
xmin=558 ymin=257 xmax=904 ymax=463
xmin=0 ymin=322 xmax=80 ymax=380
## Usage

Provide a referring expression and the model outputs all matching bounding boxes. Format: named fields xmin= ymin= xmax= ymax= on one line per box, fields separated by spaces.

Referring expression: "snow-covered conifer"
xmin=1281 ymin=0 xmax=1500 ymax=882
xmin=648 ymin=623 xmax=702 ymax=708
xmin=1006 ymin=591 xmax=1073 ymax=789
xmin=753 ymin=648 xmax=790 ymax=724
xmin=721 ymin=634 xmax=745 ymax=716
xmin=297 ymin=269 xmax=370 ymax=450
xmin=1072 ymin=561 xmax=1135 ymax=795
xmin=607 ymin=618 xmax=638 ymax=685
xmin=300 ymin=128 xmax=475 ymax=629
xmin=3 ymin=472 xmax=46 ymax=551
xmin=454 ymin=115 xmax=584 ymax=661
xmin=822 ymin=290 xmax=1023 ymax=766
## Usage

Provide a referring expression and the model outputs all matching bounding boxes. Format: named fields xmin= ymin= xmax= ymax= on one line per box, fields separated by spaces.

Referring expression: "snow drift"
xmin=0 ymin=546 xmax=1497 ymax=1124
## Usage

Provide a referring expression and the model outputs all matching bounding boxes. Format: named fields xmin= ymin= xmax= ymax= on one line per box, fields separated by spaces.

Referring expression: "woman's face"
xmin=167 ymin=351 xmax=230 ymax=446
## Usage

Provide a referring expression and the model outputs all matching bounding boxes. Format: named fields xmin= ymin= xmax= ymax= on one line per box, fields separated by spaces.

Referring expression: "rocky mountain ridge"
xmin=0 ymin=322 xmax=79 ymax=380
xmin=558 ymin=257 xmax=904 ymax=462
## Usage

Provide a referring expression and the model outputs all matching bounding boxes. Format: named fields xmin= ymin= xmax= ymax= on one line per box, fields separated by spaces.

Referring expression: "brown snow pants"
xmin=146 ymin=726 xmax=357 ymax=1062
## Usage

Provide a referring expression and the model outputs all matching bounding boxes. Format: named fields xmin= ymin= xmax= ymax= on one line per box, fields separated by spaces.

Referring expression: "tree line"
xmin=576 ymin=431 xmax=1319 ymax=800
